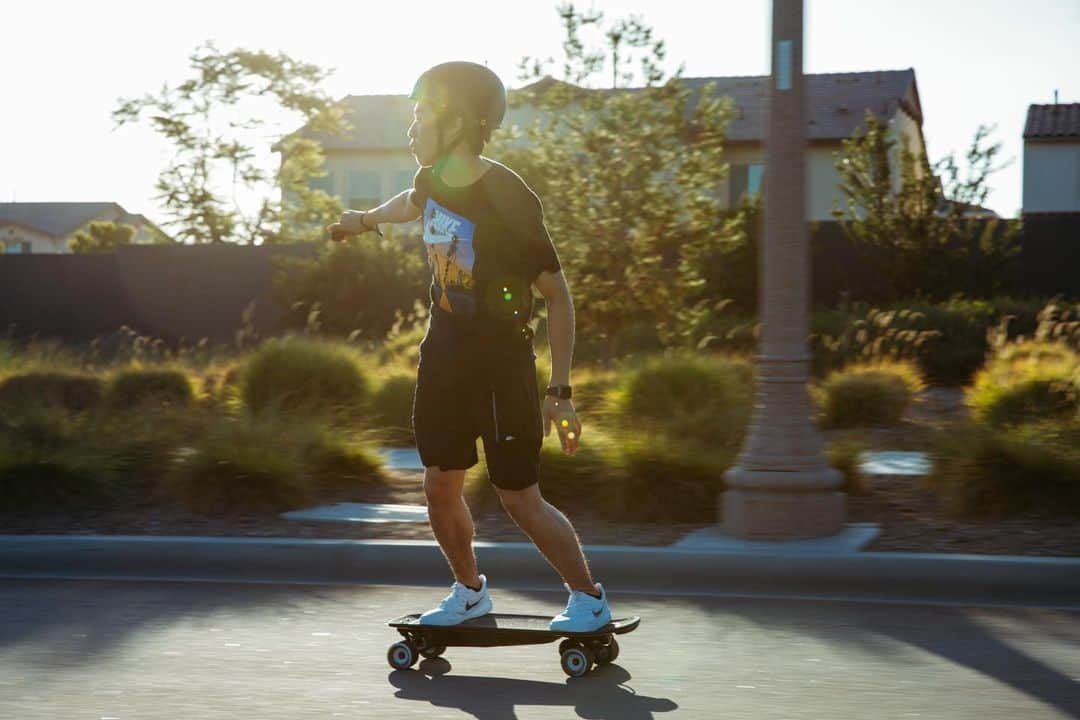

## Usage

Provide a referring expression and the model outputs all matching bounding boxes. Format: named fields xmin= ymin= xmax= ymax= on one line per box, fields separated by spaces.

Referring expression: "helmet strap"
xmin=432 ymin=115 xmax=469 ymax=180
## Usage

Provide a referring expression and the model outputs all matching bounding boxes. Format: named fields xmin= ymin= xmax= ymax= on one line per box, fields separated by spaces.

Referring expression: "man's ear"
xmin=444 ymin=114 xmax=466 ymax=144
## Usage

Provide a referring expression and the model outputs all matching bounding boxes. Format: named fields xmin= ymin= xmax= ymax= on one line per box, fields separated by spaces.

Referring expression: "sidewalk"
xmin=2 ymin=534 xmax=1078 ymax=609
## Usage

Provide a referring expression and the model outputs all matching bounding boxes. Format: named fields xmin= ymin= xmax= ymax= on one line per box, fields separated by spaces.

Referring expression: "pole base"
xmin=722 ymin=488 xmax=847 ymax=540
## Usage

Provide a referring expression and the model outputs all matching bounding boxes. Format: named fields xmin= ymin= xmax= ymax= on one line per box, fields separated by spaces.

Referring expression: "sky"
xmin=3 ymin=0 xmax=1078 ymax=225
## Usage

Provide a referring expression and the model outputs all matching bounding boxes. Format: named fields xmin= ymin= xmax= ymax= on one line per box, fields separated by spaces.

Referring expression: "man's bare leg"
xmin=423 ymin=466 xmax=483 ymax=589
xmin=494 ymin=484 xmax=596 ymax=593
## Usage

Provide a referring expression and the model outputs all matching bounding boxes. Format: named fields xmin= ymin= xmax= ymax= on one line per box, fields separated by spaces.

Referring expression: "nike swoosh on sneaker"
xmin=592 ymin=608 xmax=603 ymax=617
xmin=465 ymin=600 xmax=481 ymax=611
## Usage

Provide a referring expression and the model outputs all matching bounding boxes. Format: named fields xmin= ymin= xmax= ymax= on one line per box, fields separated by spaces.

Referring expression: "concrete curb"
xmin=2 ymin=535 xmax=1078 ymax=608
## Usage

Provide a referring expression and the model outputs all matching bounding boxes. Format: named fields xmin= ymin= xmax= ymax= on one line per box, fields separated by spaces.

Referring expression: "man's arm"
xmin=327 ymin=188 xmax=422 ymax=240
xmin=364 ymin=188 xmax=424 ymax=225
xmin=534 ymin=267 xmax=581 ymax=453
xmin=533 ymin=269 xmax=574 ymax=387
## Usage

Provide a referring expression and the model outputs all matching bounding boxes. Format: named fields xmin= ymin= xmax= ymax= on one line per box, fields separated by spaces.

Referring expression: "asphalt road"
xmin=1 ymin=579 xmax=1077 ymax=719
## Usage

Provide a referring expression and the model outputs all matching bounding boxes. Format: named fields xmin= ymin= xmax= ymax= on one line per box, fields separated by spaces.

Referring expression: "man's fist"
xmin=326 ymin=210 xmax=377 ymax=242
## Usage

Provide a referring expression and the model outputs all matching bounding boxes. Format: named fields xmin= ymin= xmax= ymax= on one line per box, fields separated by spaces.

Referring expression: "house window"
xmin=309 ymin=169 xmax=336 ymax=196
xmin=348 ymin=170 xmax=381 ymax=210
xmin=729 ymin=163 xmax=765 ymax=206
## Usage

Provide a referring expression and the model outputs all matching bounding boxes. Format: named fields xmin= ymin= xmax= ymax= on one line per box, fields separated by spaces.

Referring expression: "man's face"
xmin=408 ymin=101 xmax=440 ymax=166
xmin=408 ymin=100 xmax=462 ymax=166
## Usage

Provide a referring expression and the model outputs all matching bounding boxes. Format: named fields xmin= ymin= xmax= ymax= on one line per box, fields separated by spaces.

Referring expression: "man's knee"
xmin=495 ymin=483 xmax=544 ymax=518
xmin=424 ymin=466 xmax=465 ymax=507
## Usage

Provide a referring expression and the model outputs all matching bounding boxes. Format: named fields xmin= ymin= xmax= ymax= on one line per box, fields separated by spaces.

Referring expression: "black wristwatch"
xmin=545 ymin=385 xmax=572 ymax=400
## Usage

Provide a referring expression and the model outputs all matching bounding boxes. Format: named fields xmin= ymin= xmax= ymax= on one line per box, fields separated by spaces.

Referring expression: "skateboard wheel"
xmin=420 ymin=645 xmax=446 ymax=659
xmin=387 ymin=641 xmax=418 ymax=670
xmin=560 ymin=646 xmax=593 ymax=678
xmin=596 ymin=637 xmax=619 ymax=664
xmin=558 ymin=639 xmax=580 ymax=655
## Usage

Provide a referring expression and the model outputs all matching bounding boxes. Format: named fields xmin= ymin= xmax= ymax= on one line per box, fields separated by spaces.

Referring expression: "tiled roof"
xmin=1024 ymin=103 xmax=1080 ymax=139
xmin=680 ymin=69 xmax=919 ymax=142
xmin=0 ymin=202 xmax=123 ymax=237
xmin=279 ymin=69 xmax=920 ymax=151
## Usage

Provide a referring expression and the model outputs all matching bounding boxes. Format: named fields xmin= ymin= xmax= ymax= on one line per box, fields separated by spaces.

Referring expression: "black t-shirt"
xmin=410 ymin=158 xmax=561 ymax=342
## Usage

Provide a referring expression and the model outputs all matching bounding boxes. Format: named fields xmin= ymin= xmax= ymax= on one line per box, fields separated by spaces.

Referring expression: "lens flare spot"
xmin=561 ymin=419 xmax=569 ymax=428
xmin=568 ymin=432 xmax=576 ymax=440
xmin=504 ymin=292 xmax=513 ymax=301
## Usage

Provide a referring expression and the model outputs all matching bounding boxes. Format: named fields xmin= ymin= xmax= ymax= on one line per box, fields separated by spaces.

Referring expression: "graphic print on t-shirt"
xmin=423 ymin=198 xmax=477 ymax=316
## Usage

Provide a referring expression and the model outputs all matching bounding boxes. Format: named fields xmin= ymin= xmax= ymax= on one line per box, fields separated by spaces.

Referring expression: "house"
xmin=1023 ymin=101 xmax=1080 ymax=214
xmin=276 ymin=68 xmax=927 ymax=222
xmin=0 ymin=202 xmax=164 ymax=254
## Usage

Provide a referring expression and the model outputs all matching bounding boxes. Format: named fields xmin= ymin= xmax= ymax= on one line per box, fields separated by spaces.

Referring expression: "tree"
xmin=112 ymin=42 xmax=347 ymax=246
xmin=69 ymin=221 xmax=136 ymax=253
xmin=831 ymin=114 xmax=1022 ymax=301
xmin=490 ymin=3 xmax=740 ymax=361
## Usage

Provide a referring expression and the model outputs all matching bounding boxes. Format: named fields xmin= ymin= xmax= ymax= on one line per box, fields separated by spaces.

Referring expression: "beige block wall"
xmin=1024 ymin=141 xmax=1080 ymax=212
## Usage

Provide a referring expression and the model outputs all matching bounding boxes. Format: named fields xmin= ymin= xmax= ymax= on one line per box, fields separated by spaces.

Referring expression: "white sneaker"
xmin=549 ymin=582 xmax=612 ymax=632
xmin=418 ymin=574 xmax=493 ymax=626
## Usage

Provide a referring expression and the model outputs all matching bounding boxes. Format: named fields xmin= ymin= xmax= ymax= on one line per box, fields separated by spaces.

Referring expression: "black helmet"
xmin=410 ymin=61 xmax=507 ymax=140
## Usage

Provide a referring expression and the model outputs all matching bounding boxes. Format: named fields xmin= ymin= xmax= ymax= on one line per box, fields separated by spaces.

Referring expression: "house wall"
xmin=1024 ymin=141 xmax=1080 ymax=212
xmin=307 ymin=102 xmax=923 ymax=223
xmin=1 ymin=211 xmax=159 ymax=254
xmin=0 ymin=223 xmax=61 ymax=253
xmin=311 ymin=150 xmax=419 ymax=210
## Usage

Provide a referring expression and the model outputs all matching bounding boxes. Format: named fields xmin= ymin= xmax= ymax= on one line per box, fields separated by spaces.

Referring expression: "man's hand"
xmin=326 ymin=210 xmax=378 ymax=242
xmin=543 ymin=395 xmax=582 ymax=455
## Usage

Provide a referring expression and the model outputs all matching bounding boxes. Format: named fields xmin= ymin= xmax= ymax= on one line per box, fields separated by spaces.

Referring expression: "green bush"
xmin=241 ymin=336 xmax=371 ymax=420
xmin=968 ymin=341 xmax=1079 ymax=427
xmin=808 ymin=297 xmax=1064 ymax=387
xmin=567 ymin=367 xmax=620 ymax=416
xmin=0 ymin=371 xmax=104 ymax=414
xmin=0 ymin=411 xmax=119 ymax=511
xmin=619 ymin=434 xmax=732 ymax=523
xmin=161 ymin=414 xmax=314 ymax=515
xmin=605 ymin=353 xmax=754 ymax=449
xmin=927 ymin=421 xmax=1080 ymax=518
xmin=0 ymin=340 xmax=20 ymax=373
xmin=465 ymin=428 xmax=735 ymax=524
xmin=816 ymin=361 xmax=924 ymax=428
xmin=160 ymin=410 xmax=386 ymax=516
xmin=825 ymin=432 xmax=873 ymax=495
xmin=367 ymin=371 xmax=418 ymax=444
xmin=105 ymin=368 xmax=194 ymax=410
xmin=272 ymin=231 xmax=429 ymax=341
xmin=374 ymin=316 xmax=428 ymax=369
xmin=301 ymin=428 xmax=384 ymax=494
xmin=92 ymin=404 xmax=210 ymax=484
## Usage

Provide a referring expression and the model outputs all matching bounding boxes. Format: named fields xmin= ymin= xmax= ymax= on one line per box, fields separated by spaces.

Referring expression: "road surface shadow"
xmin=689 ymin=596 xmax=1080 ymax=719
xmin=389 ymin=659 xmax=678 ymax=719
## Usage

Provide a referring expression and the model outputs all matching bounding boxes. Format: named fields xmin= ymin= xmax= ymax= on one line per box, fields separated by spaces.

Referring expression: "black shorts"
xmin=411 ymin=319 xmax=543 ymax=490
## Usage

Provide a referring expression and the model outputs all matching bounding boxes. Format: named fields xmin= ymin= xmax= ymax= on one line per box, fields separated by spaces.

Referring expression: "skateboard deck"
xmin=386 ymin=613 xmax=640 ymax=677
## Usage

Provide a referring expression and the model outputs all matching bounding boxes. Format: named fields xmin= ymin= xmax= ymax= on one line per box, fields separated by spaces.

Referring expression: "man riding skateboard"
xmin=326 ymin=61 xmax=611 ymax=632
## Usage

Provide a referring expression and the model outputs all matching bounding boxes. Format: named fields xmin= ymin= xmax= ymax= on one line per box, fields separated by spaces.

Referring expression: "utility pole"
xmin=721 ymin=0 xmax=846 ymax=539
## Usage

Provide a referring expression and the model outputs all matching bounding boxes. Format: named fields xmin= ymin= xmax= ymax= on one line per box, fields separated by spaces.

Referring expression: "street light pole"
xmin=721 ymin=0 xmax=846 ymax=539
